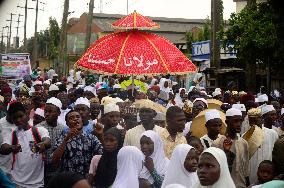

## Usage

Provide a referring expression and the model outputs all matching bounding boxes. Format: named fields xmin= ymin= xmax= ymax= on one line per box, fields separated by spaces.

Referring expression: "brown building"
xmin=67 ymin=12 xmax=207 ymax=55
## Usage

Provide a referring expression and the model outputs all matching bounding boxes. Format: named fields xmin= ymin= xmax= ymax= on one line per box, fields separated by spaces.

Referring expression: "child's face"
xmin=257 ymin=163 xmax=274 ymax=184
xmin=197 ymin=153 xmax=220 ymax=186
xmin=190 ymin=141 xmax=204 ymax=157
xmin=184 ymin=149 xmax=198 ymax=172
xmin=140 ymin=136 xmax=154 ymax=157
xmin=103 ymin=134 xmax=118 ymax=152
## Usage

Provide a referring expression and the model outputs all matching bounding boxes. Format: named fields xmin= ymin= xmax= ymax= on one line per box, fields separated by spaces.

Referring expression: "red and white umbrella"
xmin=75 ymin=30 xmax=196 ymax=75
xmin=112 ymin=10 xmax=160 ymax=30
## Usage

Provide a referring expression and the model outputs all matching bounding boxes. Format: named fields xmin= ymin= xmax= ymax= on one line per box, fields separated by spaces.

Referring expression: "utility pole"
xmin=1 ymin=26 xmax=9 ymax=53
xmin=14 ymin=14 xmax=23 ymax=48
xmin=6 ymin=13 xmax=16 ymax=53
xmin=85 ymin=0 xmax=94 ymax=51
xmin=211 ymin=0 xmax=221 ymax=69
xmin=58 ymin=0 xmax=69 ymax=76
xmin=32 ymin=0 xmax=39 ymax=67
xmin=17 ymin=0 xmax=29 ymax=52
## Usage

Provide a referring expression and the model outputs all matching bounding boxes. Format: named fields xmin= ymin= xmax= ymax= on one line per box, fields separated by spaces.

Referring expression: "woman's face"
xmin=103 ymin=134 xmax=118 ymax=152
xmin=140 ymin=135 xmax=154 ymax=157
xmin=197 ymin=153 xmax=220 ymax=186
xmin=164 ymin=81 xmax=169 ymax=88
xmin=184 ymin=149 xmax=198 ymax=172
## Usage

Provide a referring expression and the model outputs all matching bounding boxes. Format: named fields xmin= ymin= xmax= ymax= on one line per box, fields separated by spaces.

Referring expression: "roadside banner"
xmin=0 ymin=53 xmax=31 ymax=80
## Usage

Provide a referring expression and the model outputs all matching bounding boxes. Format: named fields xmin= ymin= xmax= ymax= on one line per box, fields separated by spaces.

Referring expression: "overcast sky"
xmin=0 ymin=0 xmax=236 ymax=44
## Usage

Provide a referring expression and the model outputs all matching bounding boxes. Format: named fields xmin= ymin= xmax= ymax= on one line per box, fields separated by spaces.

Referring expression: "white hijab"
xmin=193 ymin=147 xmax=236 ymax=188
xmin=159 ymin=78 xmax=171 ymax=93
xmin=174 ymin=88 xmax=186 ymax=108
xmin=139 ymin=130 xmax=169 ymax=184
xmin=162 ymin=144 xmax=198 ymax=188
xmin=150 ymin=78 xmax=158 ymax=87
xmin=112 ymin=146 xmax=144 ymax=188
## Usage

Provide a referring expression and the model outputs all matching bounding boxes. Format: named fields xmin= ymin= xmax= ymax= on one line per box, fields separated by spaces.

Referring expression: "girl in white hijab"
xmin=174 ymin=88 xmax=186 ymax=108
xmin=139 ymin=130 xmax=169 ymax=187
xmin=193 ymin=147 xmax=236 ymax=188
xmin=159 ymin=78 xmax=171 ymax=93
xmin=112 ymin=146 xmax=144 ymax=188
xmin=162 ymin=144 xmax=199 ymax=188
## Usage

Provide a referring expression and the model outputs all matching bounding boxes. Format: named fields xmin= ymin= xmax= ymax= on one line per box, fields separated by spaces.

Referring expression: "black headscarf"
xmin=47 ymin=172 xmax=85 ymax=188
xmin=94 ymin=127 xmax=123 ymax=188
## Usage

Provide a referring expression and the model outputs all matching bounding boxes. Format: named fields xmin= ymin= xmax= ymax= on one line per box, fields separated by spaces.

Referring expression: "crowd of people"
xmin=0 ymin=67 xmax=284 ymax=188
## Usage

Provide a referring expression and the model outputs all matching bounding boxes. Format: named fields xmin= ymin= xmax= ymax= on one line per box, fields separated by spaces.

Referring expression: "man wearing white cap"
xmin=232 ymin=103 xmax=250 ymax=135
xmin=213 ymin=108 xmax=250 ymax=188
xmin=212 ymin=90 xmax=222 ymax=101
xmin=71 ymin=97 xmax=94 ymax=135
xmin=257 ymin=94 xmax=268 ymax=107
xmin=192 ymin=98 xmax=208 ymax=118
xmin=33 ymin=108 xmax=45 ymax=126
xmin=102 ymin=103 xmax=121 ymax=132
xmin=200 ymin=109 xmax=222 ymax=149
xmin=244 ymin=106 xmax=279 ymax=184
xmin=48 ymin=84 xmax=60 ymax=98
xmin=261 ymin=105 xmax=278 ymax=130
xmin=36 ymin=97 xmax=64 ymax=184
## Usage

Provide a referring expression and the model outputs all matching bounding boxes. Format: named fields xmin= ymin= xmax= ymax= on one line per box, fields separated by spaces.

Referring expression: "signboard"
xmin=191 ymin=40 xmax=237 ymax=61
xmin=0 ymin=53 xmax=31 ymax=80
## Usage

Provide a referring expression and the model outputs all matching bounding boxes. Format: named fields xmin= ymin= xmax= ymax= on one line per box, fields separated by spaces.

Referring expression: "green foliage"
xmin=48 ymin=17 xmax=60 ymax=60
xmin=203 ymin=17 xmax=211 ymax=40
xmin=222 ymin=2 xmax=277 ymax=63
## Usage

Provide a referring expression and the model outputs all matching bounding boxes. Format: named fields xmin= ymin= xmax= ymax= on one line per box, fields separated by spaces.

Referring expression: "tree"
xmin=222 ymin=2 xmax=278 ymax=91
xmin=48 ymin=17 xmax=60 ymax=60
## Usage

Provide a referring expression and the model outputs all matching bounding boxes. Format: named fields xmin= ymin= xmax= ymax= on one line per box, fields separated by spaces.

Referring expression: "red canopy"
xmin=112 ymin=10 xmax=160 ymax=30
xmin=75 ymin=30 xmax=196 ymax=75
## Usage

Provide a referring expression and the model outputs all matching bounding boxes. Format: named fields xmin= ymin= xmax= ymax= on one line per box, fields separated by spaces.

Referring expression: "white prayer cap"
xmin=212 ymin=91 xmax=221 ymax=97
xmin=49 ymin=84 xmax=59 ymax=91
xmin=172 ymin=82 xmax=178 ymax=86
xmin=232 ymin=104 xmax=246 ymax=112
xmin=104 ymin=103 xmax=120 ymax=114
xmin=113 ymin=84 xmax=121 ymax=89
xmin=215 ymin=88 xmax=222 ymax=93
xmin=281 ymin=108 xmax=284 ymax=116
xmin=46 ymin=97 xmax=62 ymax=109
xmin=261 ymin=105 xmax=275 ymax=116
xmin=205 ymin=109 xmax=221 ymax=123
xmin=255 ymin=98 xmax=259 ymax=103
xmin=34 ymin=80 xmax=42 ymax=85
xmin=193 ymin=98 xmax=208 ymax=108
xmin=200 ymin=90 xmax=208 ymax=96
xmin=258 ymin=94 xmax=268 ymax=103
xmin=188 ymin=86 xmax=195 ymax=92
xmin=74 ymin=97 xmax=90 ymax=108
xmin=55 ymin=82 xmax=62 ymax=86
xmin=226 ymin=108 xmax=242 ymax=117
xmin=34 ymin=108 xmax=44 ymax=118
xmin=84 ymin=86 xmax=96 ymax=95
xmin=53 ymin=73 xmax=58 ymax=77
xmin=43 ymin=80 xmax=51 ymax=85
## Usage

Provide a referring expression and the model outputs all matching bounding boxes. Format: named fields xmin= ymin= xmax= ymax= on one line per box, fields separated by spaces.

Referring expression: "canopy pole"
xmin=131 ymin=74 xmax=134 ymax=97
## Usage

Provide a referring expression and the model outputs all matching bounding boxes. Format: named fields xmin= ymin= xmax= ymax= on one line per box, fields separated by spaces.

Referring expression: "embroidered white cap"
xmin=104 ymin=103 xmax=120 ymax=114
xmin=48 ymin=84 xmax=59 ymax=92
xmin=113 ymin=84 xmax=121 ymax=89
xmin=258 ymin=94 xmax=268 ymax=103
xmin=74 ymin=97 xmax=90 ymax=108
xmin=261 ymin=105 xmax=275 ymax=116
xmin=212 ymin=91 xmax=222 ymax=97
xmin=205 ymin=109 xmax=221 ymax=122
xmin=43 ymin=80 xmax=51 ymax=85
xmin=46 ymin=97 xmax=62 ymax=109
xmin=84 ymin=86 xmax=96 ymax=95
xmin=193 ymin=98 xmax=208 ymax=108
xmin=226 ymin=108 xmax=242 ymax=117
xmin=34 ymin=80 xmax=42 ymax=85
xmin=215 ymin=88 xmax=222 ymax=93
xmin=35 ymin=108 xmax=45 ymax=118
xmin=232 ymin=104 xmax=246 ymax=112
